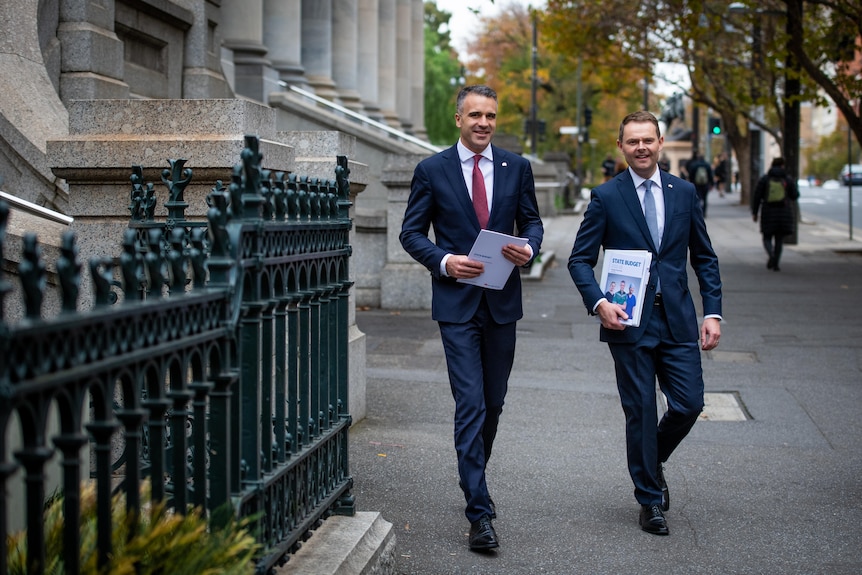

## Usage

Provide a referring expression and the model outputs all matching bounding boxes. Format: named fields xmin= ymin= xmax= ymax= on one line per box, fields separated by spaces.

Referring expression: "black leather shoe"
xmin=657 ymin=464 xmax=669 ymax=511
xmin=639 ymin=504 xmax=669 ymax=536
xmin=469 ymin=515 xmax=499 ymax=550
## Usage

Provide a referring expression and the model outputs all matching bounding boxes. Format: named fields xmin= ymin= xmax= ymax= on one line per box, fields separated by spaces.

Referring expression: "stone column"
xmin=376 ymin=0 xmax=401 ymax=127
xmin=58 ymin=0 xmax=129 ymax=101
xmin=301 ymin=0 xmax=339 ymax=100
xmin=395 ymin=0 xmax=413 ymax=133
xmin=263 ymin=0 xmax=307 ymax=88
xmin=410 ymin=0 xmax=427 ymax=139
xmin=332 ymin=0 xmax=363 ymax=111
xmin=221 ymin=0 xmax=280 ymax=102
xmin=356 ymin=0 xmax=382 ymax=121
xmin=184 ymin=0 xmax=234 ymax=98
xmin=380 ymin=153 xmax=431 ymax=309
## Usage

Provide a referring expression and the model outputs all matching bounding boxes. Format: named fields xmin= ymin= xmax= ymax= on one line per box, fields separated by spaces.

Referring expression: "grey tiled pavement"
xmin=350 ymin=192 xmax=862 ymax=575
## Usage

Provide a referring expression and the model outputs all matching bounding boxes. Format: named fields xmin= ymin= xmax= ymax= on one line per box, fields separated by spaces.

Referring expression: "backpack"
xmin=766 ymin=177 xmax=787 ymax=203
xmin=694 ymin=165 xmax=709 ymax=186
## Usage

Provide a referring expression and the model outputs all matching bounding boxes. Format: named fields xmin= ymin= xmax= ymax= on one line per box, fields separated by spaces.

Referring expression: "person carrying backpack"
xmin=752 ymin=157 xmax=799 ymax=271
xmin=686 ymin=154 xmax=713 ymax=217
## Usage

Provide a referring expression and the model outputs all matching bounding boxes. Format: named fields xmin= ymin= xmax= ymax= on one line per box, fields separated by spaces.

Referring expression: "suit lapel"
xmin=661 ymin=175 xmax=676 ymax=250
xmin=443 ymin=145 xmax=480 ymax=228
xmin=489 ymin=145 xmax=507 ymax=227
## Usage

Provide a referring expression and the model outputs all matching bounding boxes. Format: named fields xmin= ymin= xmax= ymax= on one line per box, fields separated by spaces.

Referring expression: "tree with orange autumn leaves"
xmin=461 ymin=2 xmax=646 ymax=181
xmin=448 ymin=0 xmax=861 ymax=199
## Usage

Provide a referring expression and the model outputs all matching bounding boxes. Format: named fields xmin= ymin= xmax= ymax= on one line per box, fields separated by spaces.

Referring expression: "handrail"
xmin=0 ymin=190 xmax=74 ymax=225
xmin=284 ymin=84 xmax=443 ymax=154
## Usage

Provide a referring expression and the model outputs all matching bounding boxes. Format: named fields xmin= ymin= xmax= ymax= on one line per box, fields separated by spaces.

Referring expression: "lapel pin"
xmin=502 ymin=162 xmax=508 ymax=167
xmin=668 ymin=183 xmax=673 ymax=188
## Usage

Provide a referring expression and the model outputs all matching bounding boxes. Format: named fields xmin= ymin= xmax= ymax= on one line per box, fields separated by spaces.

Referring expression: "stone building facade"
xmin=1 ymin=0 xmax=436 ymax=441
xmin=1 ymin=0 xmax=428 ymax=211
xmin=1 ymin=2 xmax=438 ymax=570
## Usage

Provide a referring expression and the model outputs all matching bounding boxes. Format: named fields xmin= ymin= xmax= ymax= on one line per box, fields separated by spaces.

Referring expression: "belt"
xmin=654 ymin=293 xmax=663 ymax=306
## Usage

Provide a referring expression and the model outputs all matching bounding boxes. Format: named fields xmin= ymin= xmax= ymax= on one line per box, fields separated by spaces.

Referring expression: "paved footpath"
xmin=350 ymin=192 xmax=862 ymax=575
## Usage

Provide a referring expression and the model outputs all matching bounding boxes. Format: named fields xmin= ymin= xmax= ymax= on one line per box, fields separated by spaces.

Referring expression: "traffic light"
xmin=708 ymin=117 xmax=722 ymax=135
xmin=583 ymin=107 xmax=592 ymax=127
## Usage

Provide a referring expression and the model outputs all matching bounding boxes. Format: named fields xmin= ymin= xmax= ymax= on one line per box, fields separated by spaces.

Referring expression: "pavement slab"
xmin=351 ymin=193 xmax=862 ymax=575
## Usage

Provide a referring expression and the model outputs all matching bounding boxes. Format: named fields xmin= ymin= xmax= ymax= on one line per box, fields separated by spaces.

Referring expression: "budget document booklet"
xmin=458 ymin=229 xmax=530 ymax=290
xmin=598 ymin=249 xmax=652 ymax=327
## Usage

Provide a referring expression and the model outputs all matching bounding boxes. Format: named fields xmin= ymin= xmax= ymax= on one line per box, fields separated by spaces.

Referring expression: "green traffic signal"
xmin=708 ymin=117 xmax=721 ymax=135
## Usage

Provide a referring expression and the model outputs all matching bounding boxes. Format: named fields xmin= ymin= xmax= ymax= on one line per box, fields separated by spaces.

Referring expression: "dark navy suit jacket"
xmin=568 ymin=169 xmax=721 ymax=343
xmin=400 ymin=143 xmax=544 ymax=324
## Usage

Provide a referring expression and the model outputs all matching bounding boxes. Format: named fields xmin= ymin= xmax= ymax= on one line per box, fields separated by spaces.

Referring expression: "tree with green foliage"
xmin=806 ymin=129 xmax=861 ymax=183
xmin=540 ymin=0 xmax=862 ymax=203
xmin=424 ymin=2 xmax=464 ymax=145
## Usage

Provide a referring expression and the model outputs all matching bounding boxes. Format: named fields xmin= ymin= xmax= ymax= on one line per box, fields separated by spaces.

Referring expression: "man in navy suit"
xmin=400 ymin=85 xmax=543 ymax=551
xmin=568 ymin=111 xmax=722 ymax=536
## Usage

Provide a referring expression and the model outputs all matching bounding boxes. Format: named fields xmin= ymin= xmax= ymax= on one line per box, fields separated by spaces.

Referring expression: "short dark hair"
xmin=771 ymin=157 xmax=785 ymax=168
xmin=618 ymin=110 xmax=661 ymax=142
xmin=457 ymin=85 xmax=498 ymax=114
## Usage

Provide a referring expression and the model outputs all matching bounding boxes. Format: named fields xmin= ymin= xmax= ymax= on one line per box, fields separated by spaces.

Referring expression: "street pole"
xmin=706 ymin=110 xmax=712 ymax=167
xmin=575 ymin=57 xmax=583 ymax=183
xmin=530 ymin=13 xmax=538 ymax=157
xmin=750 ymin=17 xmax=763 ymax=209
xmin=784 ymin=0 xmax=802 ymax=244
xmin=850 ymin=122 xmax=854 ymax=241
xmin=643 ymin=70 xmax=649 ymax=112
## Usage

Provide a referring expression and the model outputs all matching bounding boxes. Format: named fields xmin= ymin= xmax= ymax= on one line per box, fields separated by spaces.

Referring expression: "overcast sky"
xmin=432 ymin=0 xmax=545 ymax=52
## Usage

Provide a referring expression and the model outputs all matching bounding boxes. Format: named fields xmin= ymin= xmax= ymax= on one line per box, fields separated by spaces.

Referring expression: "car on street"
xmin=840 ymin=164 xmax=862 ymax=186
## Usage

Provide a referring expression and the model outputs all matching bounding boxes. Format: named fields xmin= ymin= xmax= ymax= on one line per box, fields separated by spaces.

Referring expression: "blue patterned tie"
xmin=644 ymin=179 xmax=659 ymax=248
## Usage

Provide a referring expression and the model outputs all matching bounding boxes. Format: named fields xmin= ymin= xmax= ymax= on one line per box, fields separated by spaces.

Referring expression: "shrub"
xmin=6 ymin=480 xmax=260 ymax=575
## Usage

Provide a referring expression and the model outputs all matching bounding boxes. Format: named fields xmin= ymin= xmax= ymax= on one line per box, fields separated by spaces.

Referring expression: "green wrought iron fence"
xmin=0 ymin=135 xmax=354 ymax=574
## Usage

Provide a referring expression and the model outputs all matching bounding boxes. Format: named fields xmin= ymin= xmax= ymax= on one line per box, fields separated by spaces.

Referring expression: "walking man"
xmin=568 ymin=111 xmax=722 ymax=535
xmin=400 ymin=85 xmax=544 ymax=551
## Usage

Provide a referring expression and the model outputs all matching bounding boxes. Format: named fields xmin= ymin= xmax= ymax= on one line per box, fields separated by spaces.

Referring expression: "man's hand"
xmin=501 ymin=243 xmax=532 ymax=267
xmin=700 ymin=317 xmax=721 ymax=350
xmin=596 ymin=300 xmax=628 ymax=331
xmin=446 ymin=255 xmax=484 ymax=279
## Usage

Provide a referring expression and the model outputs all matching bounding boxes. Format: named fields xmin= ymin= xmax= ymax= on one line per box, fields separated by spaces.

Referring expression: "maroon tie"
xmin=472 ymin=154 xmax=489 ymax=229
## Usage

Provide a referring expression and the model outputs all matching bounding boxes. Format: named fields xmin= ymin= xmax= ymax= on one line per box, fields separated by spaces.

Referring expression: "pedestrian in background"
xmin=400 ymin=84 xmax=544 ymax=552
xmin=568 ymin=110 xmax=722 ymax=537
xmin=686 ymin=153 xmax=714 ymax=217
xmin=658 ymin=154 xmax=671 ymax=173
xmin=714 ymin=152 xmax=728 ymax=197
xmin=752 ymin=157 xmax=798 ymax=271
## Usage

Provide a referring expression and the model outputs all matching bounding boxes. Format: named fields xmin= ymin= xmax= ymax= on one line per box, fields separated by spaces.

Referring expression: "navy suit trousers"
xmin=608 ymin=303 xmax=704 ymax=505
xmin=438 ymin=294 xmax=515 ymax=522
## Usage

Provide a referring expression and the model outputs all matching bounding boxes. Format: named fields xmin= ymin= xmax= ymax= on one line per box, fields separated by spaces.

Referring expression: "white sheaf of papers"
xmin=458 ymin=229 xmax=529 ymax=290
xmin=598 ymin=249 xmax=652 ymax=327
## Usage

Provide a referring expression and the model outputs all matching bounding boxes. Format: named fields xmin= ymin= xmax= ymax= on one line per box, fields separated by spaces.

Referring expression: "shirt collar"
xmin=458 ymin=140 xmax=492 ymax=163
xmin=629 ymin=167 xmax=660 ymax=191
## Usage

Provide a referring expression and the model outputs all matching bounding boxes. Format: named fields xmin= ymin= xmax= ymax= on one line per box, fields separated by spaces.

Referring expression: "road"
xmin=797 ymin=182 xmax=862 ymax=233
